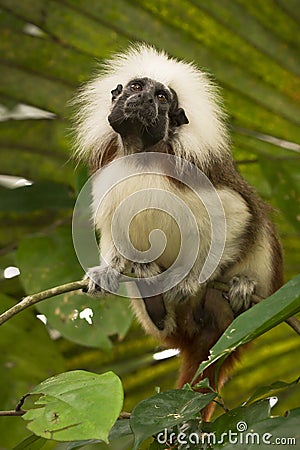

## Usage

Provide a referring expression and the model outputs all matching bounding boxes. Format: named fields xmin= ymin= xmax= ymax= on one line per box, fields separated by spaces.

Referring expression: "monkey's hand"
xmin=83 ymin=265 xmax=120 ymax=296
xmin=228 ymin=275 xmax=256 ymax=315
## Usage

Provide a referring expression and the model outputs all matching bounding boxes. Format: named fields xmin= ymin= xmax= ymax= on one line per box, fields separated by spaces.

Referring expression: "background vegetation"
xmin=0 ymin=1 xmax=299 ymax=448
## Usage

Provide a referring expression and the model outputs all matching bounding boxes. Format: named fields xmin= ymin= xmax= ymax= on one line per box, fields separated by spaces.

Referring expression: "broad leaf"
xmin=192 ymin=377 xmax=213 ymax=391
xmin=239 ymin=408 xmax=300 ymax=449
xmin=130 ymin=390 xmax=216 ymax=449
xmin=193 ymin=275 xmax=300 ymax=381
xmin=13 ymin=435 xmax=47 ymax=450
xmin=23 ymin=370 xmax=123 ymax=442
xmin=245 ymin=378 xmax=299 ymax=405
xmin=211 ymin=400 xmax=300 ymax=449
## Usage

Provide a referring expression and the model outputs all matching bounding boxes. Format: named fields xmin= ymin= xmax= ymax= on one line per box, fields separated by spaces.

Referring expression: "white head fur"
xmin=73 ymin=43 xmax=230 ymax=168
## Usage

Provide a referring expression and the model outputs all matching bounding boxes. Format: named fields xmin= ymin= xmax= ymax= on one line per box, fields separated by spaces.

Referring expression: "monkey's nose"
xmin=140 ymin=93 xmax=154 ymax=104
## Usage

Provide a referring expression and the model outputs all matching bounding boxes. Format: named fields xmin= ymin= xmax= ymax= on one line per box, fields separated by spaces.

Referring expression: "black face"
xmin=108 ymin=77 xmax=188 ymax=149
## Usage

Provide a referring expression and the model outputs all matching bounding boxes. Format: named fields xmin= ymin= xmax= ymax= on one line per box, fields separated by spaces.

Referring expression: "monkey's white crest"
xmin=73 ymin=43 xmax=230 ymax=167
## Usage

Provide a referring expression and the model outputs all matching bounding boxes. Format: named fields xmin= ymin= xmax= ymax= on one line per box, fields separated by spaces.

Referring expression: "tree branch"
xmin=119 ymin=411 xmax=131 ymax=419
xmin=0 ymin=278 xmax=299 ymax=335
xmin=0 ymin=410 xmax=25 ymax=416
xmin=0 ymin=280 xmax=88 ymax=325
xmin=0 ymin=399 xmax=131 ymax=420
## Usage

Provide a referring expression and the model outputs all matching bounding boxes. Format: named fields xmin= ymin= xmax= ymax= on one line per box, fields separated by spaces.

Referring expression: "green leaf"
xmin=211 ymin=401 xmax=300 ymax=449
xmin=108 ymin=418 xmax=133 ymax=441
xmin=130 ymin=390 xmax=216 ymax=449
xmin=209 ymin=399 xmax=272 ymax=448
xmin=60 ymin=420 xmax=133 ymax=449
xmin=0 ymin=10 xmax=93 ymax=85
xmin=0 ymin=119 xmax=75 ymax=185
xmin=16 ymin=227 xmax=133 ymax=349
xmin=245 ymin=378 xmax=300 ymax=405
xmin=13 ymin=434 xmax=47 ymax=450
xmin=193 ymin=275 xmax=300 ymax=381
xmin=59 ymin=440 xmax=101 ymax=449
xmin=0 ymin=64 xmax=72 ymax=115
xmin=192 ymin=377 xmax=214 ymax=391
xmin=1 ymin=0 xmax=126 ymax=57
xmin=23 ymin=370 xmax=123 ymax=442
xmin=240 ymin=407 xmax=300 ymax=449
xmin=211 ymin=398 xmax=271 ymax=435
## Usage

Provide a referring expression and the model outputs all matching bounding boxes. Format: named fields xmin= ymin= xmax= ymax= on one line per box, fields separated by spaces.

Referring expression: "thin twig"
xmin=0 ymin=278 xmax=299 ymax=335
xmin=0 ymin=280 xmax=88 ymax=326
xmin=119 ymin=411 xmax=131 ymax=419
xmin=0 ymin=406 xmax=130 ymax=419
xmin=0 ymin=275 xmax=133 ymax=325
xmin=0 ymin=393 xmax=30 ymax=417
xmin=16 ymin=394 xmax=30 ymax=412
xmin=213 ymin=399 xmax=229 ymax=414
xmin=0 ymin=410 xmax=26 ymax=416
xmin=284 ymin=317 xmax=300 ymax=334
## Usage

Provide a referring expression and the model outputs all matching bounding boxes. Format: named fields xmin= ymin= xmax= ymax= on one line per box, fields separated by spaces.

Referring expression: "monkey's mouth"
xmin=108 ymin=101 xmax=165 ymax=148
xmin=124 ymin=104 xmax=157 ymax=126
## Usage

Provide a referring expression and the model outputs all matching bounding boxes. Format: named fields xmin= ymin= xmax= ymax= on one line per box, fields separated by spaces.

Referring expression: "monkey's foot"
xmin=83 ymin=265 xmax=120 ymax=296
xmin=228 ymin=275 xmax=256 ymax=315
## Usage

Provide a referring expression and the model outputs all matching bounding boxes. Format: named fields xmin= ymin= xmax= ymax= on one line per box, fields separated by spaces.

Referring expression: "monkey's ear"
xmin=170 ymin=107 xmax=189 ymax=127
xmin=111 ymin=84 xmax=123 ymax=101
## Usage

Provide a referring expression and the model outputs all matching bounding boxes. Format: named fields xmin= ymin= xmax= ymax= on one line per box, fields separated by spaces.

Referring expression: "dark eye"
xmin=130 ymin=82 xmax=143 ymax=92
xmin=157 ymin=92 xmax=168 ymax=103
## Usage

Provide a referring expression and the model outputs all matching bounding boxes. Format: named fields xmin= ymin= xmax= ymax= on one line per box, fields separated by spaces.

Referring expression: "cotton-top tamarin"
xmin=73 ymin=44 xmax=283 ymax=419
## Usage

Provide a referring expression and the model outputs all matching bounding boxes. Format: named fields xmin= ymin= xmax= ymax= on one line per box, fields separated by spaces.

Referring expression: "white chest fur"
xmin=91 ymin=160 xmax=251 ymax=277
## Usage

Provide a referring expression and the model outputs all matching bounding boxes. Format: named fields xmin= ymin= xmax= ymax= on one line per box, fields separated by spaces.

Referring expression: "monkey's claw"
xmin=83 ymin=265 xmax=120 ymax=296
xmin=228 ymin=275 xmax=256 ymax=315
